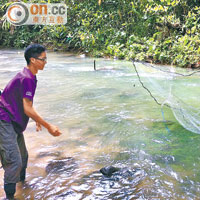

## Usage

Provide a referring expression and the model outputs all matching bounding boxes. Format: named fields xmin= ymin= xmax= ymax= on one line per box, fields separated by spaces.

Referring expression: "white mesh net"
xmin=133 ymin=62 xmax=200 ymax=134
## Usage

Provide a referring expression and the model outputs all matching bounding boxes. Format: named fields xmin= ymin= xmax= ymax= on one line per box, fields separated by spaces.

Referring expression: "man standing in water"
xmin=0 ymin=44 xmax=62 ymax=199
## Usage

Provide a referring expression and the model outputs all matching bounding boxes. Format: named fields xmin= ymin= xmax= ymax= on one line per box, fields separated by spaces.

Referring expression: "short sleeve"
xmin=22 ymin=78 xmax=36 ymax=101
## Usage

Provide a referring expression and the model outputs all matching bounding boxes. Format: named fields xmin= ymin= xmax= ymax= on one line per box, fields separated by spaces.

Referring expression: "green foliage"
xmin=0 ymin=0 xmax=200 ymax=67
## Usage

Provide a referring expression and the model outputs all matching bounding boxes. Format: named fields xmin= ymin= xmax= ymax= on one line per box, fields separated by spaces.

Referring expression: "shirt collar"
xmin=23 ymin=67 xmax=37 ymax=80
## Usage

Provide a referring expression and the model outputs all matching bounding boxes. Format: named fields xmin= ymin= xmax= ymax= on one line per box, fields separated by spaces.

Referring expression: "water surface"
xmin=0 ymin=50 xmax=200 ymax=199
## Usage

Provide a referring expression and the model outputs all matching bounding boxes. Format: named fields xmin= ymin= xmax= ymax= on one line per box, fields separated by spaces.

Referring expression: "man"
xmin=0 ymin=44 xmax=62 ymax=199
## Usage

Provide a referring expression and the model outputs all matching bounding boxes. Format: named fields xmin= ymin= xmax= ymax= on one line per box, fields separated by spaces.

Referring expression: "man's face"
xmin=31 ymin=51 xmax=47 ymax=70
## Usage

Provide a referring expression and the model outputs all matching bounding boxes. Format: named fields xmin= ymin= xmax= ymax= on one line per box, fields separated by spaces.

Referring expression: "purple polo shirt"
xmin=0 ymin=67 xmax=37 ymax=133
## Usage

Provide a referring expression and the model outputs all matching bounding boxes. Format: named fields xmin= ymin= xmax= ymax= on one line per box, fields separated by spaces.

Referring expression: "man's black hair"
xmin=24 ymin=44 xmax=46 ymax=65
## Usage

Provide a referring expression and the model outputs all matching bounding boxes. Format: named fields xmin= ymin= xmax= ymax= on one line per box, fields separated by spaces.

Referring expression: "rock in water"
xmin=99 ymin=166 xmax=146 ymax=185
xmin=45 ymin=157 xmax=77 ymax=174
xmin=100 ymin=166 xmax=120 ymax=177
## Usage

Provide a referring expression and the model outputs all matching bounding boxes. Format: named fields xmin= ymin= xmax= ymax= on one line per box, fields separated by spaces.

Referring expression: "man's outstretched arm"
xmin=23 ymin=98 xmax=62 ymax=136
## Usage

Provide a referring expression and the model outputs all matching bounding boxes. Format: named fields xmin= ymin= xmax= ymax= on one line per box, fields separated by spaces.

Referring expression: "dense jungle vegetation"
xmin=0 ymin=0 xmax=200 ymax=67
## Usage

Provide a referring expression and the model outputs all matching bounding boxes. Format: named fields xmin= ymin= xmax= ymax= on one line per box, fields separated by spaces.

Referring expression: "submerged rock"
xmin=100 ymin=166 xmax=120 ymax=177
xmin=99 ymin=165 xmax=145 ymax=182
xmin=45 ymin=157 xmax=77 ymax=174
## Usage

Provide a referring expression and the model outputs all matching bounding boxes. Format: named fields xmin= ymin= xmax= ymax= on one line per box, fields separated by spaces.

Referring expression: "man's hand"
xmin=36 ymin=122 xmax=42 ymax=132
xmin=47 ymin=124 xmax=62 ymax=137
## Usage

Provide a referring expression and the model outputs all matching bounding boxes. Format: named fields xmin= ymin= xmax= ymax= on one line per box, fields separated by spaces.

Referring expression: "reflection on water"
xmin=0 ymin=50 xmax=200 ymax=199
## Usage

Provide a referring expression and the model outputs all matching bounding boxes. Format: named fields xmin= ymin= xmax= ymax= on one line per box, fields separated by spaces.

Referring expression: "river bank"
xmin=1 ymin=1 xmax=200 ymax=68
xmin=1 ymin=44 xmax=199 ymax=70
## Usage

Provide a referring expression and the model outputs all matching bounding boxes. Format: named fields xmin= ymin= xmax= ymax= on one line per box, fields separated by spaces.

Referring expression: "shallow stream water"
xmin=0 ymin=50 xmax=200 ymax=200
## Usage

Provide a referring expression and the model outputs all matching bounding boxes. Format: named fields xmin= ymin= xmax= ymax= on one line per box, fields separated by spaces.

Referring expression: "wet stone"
xmin=99 ymin=166 xmax=146 ymax=184
xmin=45 ymin=157 xmax=77 ymax=174
xmin=74 ymin=166 xmax=147 ymax=199
xmin=100 ymin=166 xmax=120 ymax=177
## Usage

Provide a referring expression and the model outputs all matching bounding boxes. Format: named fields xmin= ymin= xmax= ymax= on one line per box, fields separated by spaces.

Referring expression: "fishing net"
xmin=133 ymin=61 xmax=200 ymax=134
